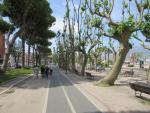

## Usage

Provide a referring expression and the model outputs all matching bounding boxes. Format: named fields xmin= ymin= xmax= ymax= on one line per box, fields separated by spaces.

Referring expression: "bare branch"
xmin=108 ymin=0 xmax=114 ymax=17
xmin=134 ymin=0 xmax=145 ymax=26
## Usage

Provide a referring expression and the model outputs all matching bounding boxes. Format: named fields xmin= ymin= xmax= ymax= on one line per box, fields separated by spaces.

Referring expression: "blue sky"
xmin=48 ymin=0 xmax=148 ymax=52
xmin=49 ymin=0 xmax=66 ymax=49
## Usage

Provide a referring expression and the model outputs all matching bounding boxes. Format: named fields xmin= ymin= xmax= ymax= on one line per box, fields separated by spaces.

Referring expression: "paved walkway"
xmin=46 ymin=68 xmax=102 ymax=113
xmin=60 ymin=69 xmax=150 ymax=113
xmin=0 ymin=67 xmax=149 ymax=113
xmin=0 ymin=75 xmax=31 ymax=93
xmin=0 ymin=77 xmax=48 ymax=113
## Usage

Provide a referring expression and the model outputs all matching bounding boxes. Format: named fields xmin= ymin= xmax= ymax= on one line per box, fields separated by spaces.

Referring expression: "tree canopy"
xmin=0 ymin=0 xmax=56 ymax=71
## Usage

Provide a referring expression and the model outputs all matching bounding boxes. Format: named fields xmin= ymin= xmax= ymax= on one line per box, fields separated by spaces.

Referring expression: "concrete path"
xmin=0 ymin=75 xmax=31 ymax=93
xmin=1 ymin=66 xmax=149 ymax=113
xmin=45 ymin=68 xmax=102 ymax=113
xmin=0 ymin=77 xmax=49 ymax=113
xmin=60 ymin=69 xmax=150 ymax=113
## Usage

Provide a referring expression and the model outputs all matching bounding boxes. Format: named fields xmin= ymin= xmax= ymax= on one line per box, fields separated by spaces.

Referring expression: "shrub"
xmin=128 ymin=64 xmax=134 ymax=67
xmin=23 ymin=67 xmax=31 ymax=69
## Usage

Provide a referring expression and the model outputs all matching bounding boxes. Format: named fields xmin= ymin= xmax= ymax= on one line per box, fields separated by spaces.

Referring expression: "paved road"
xmin=46 ymin=68 xmax=102 ymax=113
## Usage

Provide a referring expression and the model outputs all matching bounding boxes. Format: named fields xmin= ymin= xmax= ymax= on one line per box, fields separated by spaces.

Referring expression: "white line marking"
xmin=0 ymin=75 xmax=31 ymax=95
xmin=57 ymin=75 xmax=77 ymax=113
xmin=60 ymin=72 xmax=106 ymax=113
xmin=42 ymin=80 xmax=50 ymax=113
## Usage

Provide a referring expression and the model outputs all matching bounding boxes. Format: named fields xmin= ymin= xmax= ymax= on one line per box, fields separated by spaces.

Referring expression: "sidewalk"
xmin=0 ymin=75 xmax=32 ymax=94
xmin=60 ymin=70 xmax=150 ymax=113
xmin=0 ymin=76 xmax=49 ymax=113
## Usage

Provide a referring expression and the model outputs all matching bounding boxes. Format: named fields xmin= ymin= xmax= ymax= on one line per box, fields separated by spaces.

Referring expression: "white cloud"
xmin=50 ymin=18 xmax=64 ymax=32
xmin=50 ymin=17 xmax=78 ymax=34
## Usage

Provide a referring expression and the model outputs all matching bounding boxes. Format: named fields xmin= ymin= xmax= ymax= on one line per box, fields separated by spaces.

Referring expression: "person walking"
xmin=45 ymin=66 xmax=49 ymax=79
xmin=49 ymin=68 xmax=53 ymax=75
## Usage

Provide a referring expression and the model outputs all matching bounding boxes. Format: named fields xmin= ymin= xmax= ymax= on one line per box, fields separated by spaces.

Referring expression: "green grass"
xmin=0 ymin=68 xmax=33 ymax=84
xmin=136 ymin=96 xmax=150 ymax=105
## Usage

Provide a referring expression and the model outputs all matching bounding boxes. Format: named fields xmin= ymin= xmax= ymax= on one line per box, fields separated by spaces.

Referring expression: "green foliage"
xmin=23 ymin=67 xmax=31 ymax=69
xmin=108 ymin=16 xmax=135 ymax=37
xmin=103 ymin=0 xmax=108 ymax=6
xmin=0 ymin=68 xmax=32 ymax=83
xmin=128 ymin=64 xmax=134 ymax=67
xmin=1 ymin=0 xmax=56 ymax=46
xmin=141 ymin=14 xmax=150 ymax=38
xmin=123 ymin=1 xmax=128 ymax=9
xmin=66 ymin=7 xmax=70 ymax=18
xmin=90 ymin=18 xmax=102 ymax=28
xmin=0 ymin=19 xmax=14 ymax=33
xmin=142 ymin=0 xmax=150 ymax=9
xmin=81 ymin=5 xmax=86 ymax=12
xmin=40 ymin=65 xmax=45 ymax=68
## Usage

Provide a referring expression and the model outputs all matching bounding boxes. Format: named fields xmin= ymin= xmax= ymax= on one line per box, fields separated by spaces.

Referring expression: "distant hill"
xmin=127 ymin=45 xmax=150 ymax=58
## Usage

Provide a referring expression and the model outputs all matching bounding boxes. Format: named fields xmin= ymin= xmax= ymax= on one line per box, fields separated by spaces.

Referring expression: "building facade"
xmin=0 ymin=34 xmax=5 ymax=59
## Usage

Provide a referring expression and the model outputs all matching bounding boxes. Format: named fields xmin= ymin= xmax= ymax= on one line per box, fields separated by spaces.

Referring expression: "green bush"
xmin=128 ymin=64 xmax=134 ymax=67
xmin=23 ymin=67 xmax=31 ymax=69
xmin=40 ymin=65 xmax=45 ymax=69
xmin=0 ymin=68 xmax=32 ymax=84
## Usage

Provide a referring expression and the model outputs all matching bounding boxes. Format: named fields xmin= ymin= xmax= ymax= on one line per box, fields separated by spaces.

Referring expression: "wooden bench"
xmin=86 ymin=72 xmax=94 ymax=80
xmin=124 ymin=69 xmax=134 ymax=77
xmin=129 ymin=82 xmax=150 ymax=96
xmin=97 ymin=67 xmax=105 ymax=72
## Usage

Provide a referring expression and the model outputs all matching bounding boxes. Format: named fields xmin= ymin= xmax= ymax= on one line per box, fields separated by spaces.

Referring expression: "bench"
xmin=97 ymin=67 xmax=105 ymax=72
xmin=86 ymin=72 xmax=94 ymax=80
xmin=124 ymin=69 xmax=134 ymax=77
xmin=129 ymin=82 xmax=150 ymax=96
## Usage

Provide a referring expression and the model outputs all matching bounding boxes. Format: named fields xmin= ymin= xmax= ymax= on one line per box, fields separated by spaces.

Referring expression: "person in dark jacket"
xmin=45 ymin=66 xmax=49 ymax=79
xmin=49 ymin=68 xmax=53 ymax=75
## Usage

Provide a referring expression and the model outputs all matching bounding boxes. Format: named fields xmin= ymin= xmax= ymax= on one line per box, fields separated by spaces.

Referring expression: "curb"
xmin=0 ymin=75 xmax=32 ymax=95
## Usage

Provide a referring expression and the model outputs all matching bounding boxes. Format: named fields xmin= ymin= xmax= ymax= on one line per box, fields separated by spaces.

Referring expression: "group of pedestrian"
xmin=33 ymin=65 xmax=53 ymax=79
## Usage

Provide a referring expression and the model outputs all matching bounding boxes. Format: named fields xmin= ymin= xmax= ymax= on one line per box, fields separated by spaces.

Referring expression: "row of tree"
xmin=54 ymin=0 xmax=150 ymax=86
xmin=0 ymin=0 xmax=56 ymax=72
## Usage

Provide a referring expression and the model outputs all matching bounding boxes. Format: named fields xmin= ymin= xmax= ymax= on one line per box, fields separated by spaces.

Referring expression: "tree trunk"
xmin=95 ymin=57 xmax=97 ymax=71
xmin=71 ymin=52 xmax=76 ymax=72
xmin=28 ymin=44 xmax=30 ymax=67
xmin=104 ymin=51 xmax=107 ymax=63
xmin=38 ymin=52 xmax=41 ymax=66
xmin=81 ymin=54 xmax=88 ymax=76
xmin=1 ymin=30 xmax=21 ymax=72
xmin=97 ymin=42 xmax=130 ymax=86
xmin=14 ymin=54 xmax=17 ymax=63
xmin=107 ymin=50 xmax=110 ymax=67
xmin=22 ymin=39 xmax=25 ymax=67
xmin=35 ymin=49 xmax=38 ymax=66
xmin=1 ymin=45 xmax=11 ymax=72
xmin=113 ymin=52 xmax=117 ymax=63
xmin=32 ymin=46 xmax=35 ymax=67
